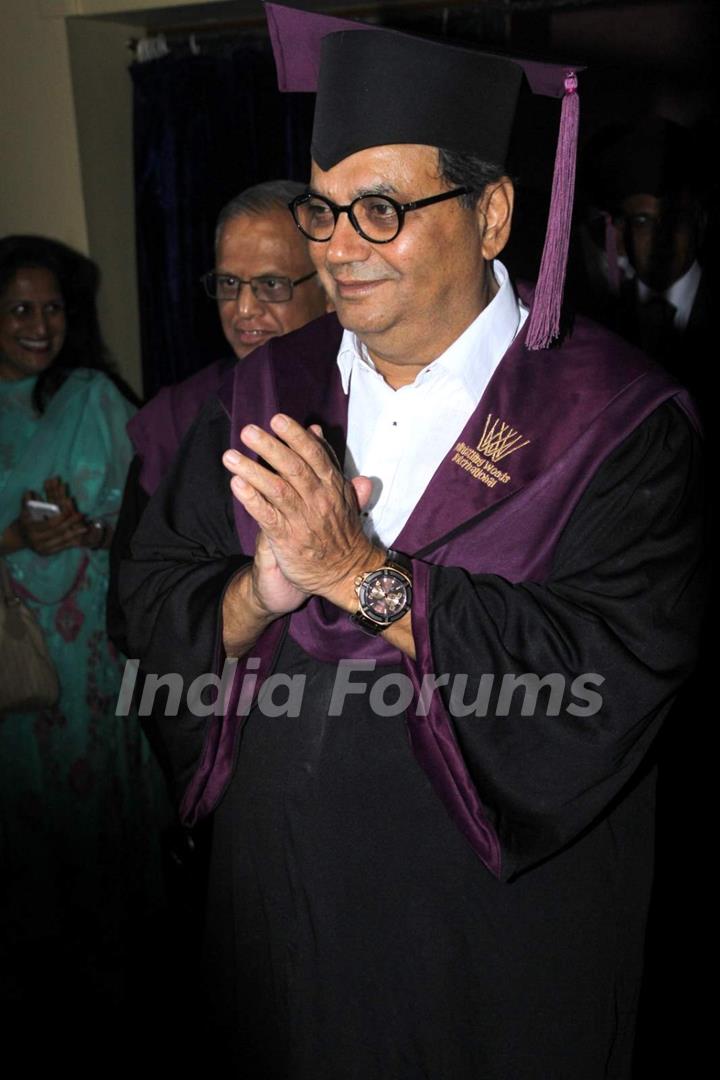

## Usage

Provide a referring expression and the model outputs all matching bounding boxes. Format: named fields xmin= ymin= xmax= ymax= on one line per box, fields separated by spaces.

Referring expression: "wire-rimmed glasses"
xmin=201 ymin=270 xmax=318 ymax=302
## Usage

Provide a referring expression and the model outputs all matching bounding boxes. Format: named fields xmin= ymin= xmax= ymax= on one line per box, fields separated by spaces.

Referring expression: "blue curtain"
xmin=131 ymin=39 xmax=315 ymax=398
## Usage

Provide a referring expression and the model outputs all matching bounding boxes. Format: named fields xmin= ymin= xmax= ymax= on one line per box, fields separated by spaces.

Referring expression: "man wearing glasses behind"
xmin=128 ymin=179 xmax=329 ymax=501
xmin=208 ymin=181 xmax=328 ymax=363
xmin=108 ymin=180 xmax=328 ymax=650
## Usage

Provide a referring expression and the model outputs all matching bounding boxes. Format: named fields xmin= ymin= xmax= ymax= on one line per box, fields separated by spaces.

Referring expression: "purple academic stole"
xmin=180 ymin=310 xmax=694 ymax=877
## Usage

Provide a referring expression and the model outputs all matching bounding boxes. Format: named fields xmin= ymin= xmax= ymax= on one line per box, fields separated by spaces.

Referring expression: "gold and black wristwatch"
xmin=351 ymin=549 xmax=413 ymax=636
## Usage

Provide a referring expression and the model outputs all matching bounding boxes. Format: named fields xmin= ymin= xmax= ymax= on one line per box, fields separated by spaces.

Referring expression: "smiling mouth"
xmin=235 ymin=328 xmax=273 ymax=340
xmin=333 ymin=279 xmax=387 ymax=297
xmin=18 ymin=338 xmax=52 ymax=352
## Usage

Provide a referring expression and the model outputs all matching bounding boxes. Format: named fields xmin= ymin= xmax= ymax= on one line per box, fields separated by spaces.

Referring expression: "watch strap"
xmin=386 ymin=549 xmax=412 ymax=576
xmin=350 ymin=609 xmax=390 ymax=636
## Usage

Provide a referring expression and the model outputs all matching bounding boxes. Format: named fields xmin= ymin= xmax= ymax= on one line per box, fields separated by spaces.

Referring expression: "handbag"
xmin=0 ymin=558 xmax=60 ymax=713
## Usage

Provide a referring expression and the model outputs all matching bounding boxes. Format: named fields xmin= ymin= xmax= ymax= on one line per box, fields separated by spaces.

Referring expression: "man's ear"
xmin=478 ymin=178 xmax=514 ymax=260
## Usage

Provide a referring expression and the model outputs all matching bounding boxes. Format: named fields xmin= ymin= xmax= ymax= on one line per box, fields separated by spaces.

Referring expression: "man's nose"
xmin=325 ymin=211 xmax=372 ymax=266
xmin=234 ymin=282 xmax=265 ymax=319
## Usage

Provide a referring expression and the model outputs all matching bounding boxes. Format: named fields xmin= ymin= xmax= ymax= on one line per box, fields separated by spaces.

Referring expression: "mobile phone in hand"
xmin=25 ymin=499 xmax=62 ymax=522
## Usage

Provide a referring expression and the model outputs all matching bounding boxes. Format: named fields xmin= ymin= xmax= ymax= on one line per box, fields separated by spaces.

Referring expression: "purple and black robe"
xmin=120 ymin=309 xmax=704 ymax=1079
xmin=108 ymin=357 xmax=234 ymax=654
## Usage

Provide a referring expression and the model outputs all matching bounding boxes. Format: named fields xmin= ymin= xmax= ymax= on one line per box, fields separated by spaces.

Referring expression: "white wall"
xmin=0 ymin=0 xmax=88 ymax=251
xmin=1 ymin=0 xmax=234 ymax=397
xmin=67 ymin=16 xmax=143 ymax=394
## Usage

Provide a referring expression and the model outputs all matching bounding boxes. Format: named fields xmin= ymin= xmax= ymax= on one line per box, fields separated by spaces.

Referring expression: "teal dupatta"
xmin=0 ymin=369 xmax=169 ymax=994
xmin=0 ymin=368 xmax=133 ymax=602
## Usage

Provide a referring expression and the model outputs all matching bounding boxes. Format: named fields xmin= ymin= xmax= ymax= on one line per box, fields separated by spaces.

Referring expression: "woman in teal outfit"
xmin=0 ymin=236 xmax=166 ymax=1012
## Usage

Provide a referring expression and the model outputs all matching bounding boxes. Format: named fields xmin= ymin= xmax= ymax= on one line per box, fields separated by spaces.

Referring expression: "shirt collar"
xmin=337 ymin=259 xmax=525 ymax=394
xmin=636 ymin=259 xmax=702 ymax=331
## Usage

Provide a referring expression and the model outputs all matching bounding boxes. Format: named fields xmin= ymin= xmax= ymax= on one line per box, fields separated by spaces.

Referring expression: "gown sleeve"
xmin=118 ymin=397 xmax=251 ymax=796
xmin=422 ymin=400 xmax=706 ymax=878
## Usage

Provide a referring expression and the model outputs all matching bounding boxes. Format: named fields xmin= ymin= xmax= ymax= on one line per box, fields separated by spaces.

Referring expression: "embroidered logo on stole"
xmin=451 ymin=413 xmax=530 ymax=488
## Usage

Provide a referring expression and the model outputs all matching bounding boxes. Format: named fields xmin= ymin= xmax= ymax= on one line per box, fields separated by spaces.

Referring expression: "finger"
xmin=39 ymin=508 xmax=83 ymax=531
xmin=267 ymin=414 xmax=339 ymax=482
xmin=40 ymin=531 xmax=87 ymax=555
xmin=51 ymin=529 xmax=87 ymax=553
xmin=308 ymin=423 xmax=344 ymax=472
xmin=229 ymin=474 xmax=283 ymax=532
xmin=40 ymin=518 xmax=87 ymax=544
xmin=238 ymin=423 xmax=321 ymax=495
xmin=33 ymin=525 xmax=84 ymax=554
xmin=46 ymin=477 xmax=72 ymax=509
xmin=351 ymin=475 xmax=374 ymax=510
xmin=224 ymin=448 xmax=302 ymax=516
xmin=43 ymin=481 xmax=62 ymax=505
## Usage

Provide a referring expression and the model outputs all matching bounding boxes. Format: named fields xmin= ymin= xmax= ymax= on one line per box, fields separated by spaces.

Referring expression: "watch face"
xmin=359 ymin=569 xmax=411 ymax=623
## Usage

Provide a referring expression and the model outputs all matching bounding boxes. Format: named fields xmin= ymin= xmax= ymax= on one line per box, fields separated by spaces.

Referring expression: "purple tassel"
xmin=525 ymin=71 xmax=579 ymax=351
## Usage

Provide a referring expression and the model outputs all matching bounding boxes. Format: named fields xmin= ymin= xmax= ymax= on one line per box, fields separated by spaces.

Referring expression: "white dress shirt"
xmin=337 ymin=260 xmax=528 ymax=547
xmin=636 ymin=259 xmax=702 ymax=331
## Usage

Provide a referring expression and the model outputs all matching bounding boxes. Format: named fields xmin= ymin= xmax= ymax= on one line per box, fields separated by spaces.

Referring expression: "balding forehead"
xmin=214 ymin=208 xmax=315 ymax=280
xmin=215 ymin=206 xmax=306 ymax=256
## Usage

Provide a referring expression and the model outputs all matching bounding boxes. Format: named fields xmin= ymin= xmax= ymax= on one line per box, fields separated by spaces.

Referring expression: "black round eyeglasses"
xmin=289 ymin=187 xmax=471 ymax=244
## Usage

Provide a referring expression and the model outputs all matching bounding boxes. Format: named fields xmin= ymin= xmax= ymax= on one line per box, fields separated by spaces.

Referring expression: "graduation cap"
xmin=265 ymin=3 xmax=582 ymax=350
xmin=584 ymin=116 xmax=701 ymax=211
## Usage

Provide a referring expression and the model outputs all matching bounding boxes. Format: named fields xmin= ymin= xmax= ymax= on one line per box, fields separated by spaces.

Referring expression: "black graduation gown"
xmin=120 ymin=395 xmax=704 ymax=1080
